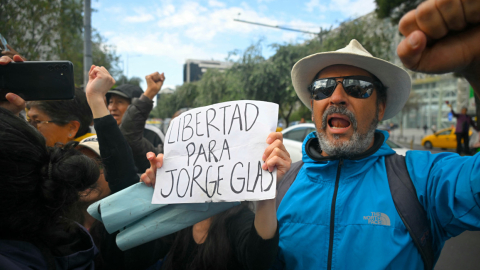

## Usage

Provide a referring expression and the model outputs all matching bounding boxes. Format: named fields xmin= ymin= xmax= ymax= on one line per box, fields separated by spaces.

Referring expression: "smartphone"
xmin=0 ymin=61 xmax=75 ymax=101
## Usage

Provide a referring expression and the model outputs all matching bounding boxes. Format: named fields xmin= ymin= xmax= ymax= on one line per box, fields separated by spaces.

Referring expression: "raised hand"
xmin=261 ymin=132 xmax=291 ymax=182
xmin=85 ymin=65 xmax=116 ymax=99
xmin=397 ymin=0 xmax=480 ymax=90
xmin=85 ymin=65 xmax=116 ymax=118
xmin=144 ymin=72 xmax=166 ymax=100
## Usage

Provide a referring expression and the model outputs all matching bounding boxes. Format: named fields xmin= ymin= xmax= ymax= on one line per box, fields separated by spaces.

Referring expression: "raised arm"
xmin=85 ymin=65 xmax=140 ymax=193
xmin=119 ymin=72 xmax=165 ymax=172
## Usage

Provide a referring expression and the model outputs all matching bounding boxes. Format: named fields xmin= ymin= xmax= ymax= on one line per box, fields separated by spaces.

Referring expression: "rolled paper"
xmin=115 ymin=201 xmax=239 ymax=251
xmin=87 ymin=182 xmax=168 ymax=233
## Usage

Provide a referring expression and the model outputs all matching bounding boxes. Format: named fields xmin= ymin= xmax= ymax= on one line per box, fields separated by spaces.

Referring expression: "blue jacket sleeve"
xmin=405 ymin=151 xmax=480 ymax=243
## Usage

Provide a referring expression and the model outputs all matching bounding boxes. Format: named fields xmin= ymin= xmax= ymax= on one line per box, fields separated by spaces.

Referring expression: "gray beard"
xmin=314 ymin=105 xmax=379 ymax=158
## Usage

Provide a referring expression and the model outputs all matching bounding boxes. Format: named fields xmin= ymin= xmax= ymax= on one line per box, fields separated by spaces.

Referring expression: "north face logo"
xmin=363 ymin=212 xmax=390 ymax=226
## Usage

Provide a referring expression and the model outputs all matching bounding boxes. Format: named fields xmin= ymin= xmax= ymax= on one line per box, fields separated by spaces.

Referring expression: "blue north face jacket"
xmin=277 ymin=130 xmax=480 ymax=269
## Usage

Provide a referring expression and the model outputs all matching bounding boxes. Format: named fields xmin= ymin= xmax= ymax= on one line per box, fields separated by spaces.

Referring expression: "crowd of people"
xmin=1 ymin=0 xmax=480 ymax=269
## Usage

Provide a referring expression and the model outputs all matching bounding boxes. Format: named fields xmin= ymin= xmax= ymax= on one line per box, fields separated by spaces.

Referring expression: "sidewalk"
xmin=388 ymin=128 xmax=433 ymax=146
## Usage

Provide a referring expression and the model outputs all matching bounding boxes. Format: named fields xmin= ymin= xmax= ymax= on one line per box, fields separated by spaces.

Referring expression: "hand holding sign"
xmin=151 ymin=100 xmax=280 ymax=204
xmin=262 ymin=132 xmax=291 ymax=180
xmin=142 ymin=132 xmax=292 ymax=192
xmin=141 ymin=127 xmax=292 ymax=241
xmin=141 ymin=152 xmax=163 ymax=187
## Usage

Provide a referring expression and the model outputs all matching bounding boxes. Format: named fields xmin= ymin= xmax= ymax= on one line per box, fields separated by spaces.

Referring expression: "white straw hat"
xmin=291 ymin=39 xmax=411 ymax=120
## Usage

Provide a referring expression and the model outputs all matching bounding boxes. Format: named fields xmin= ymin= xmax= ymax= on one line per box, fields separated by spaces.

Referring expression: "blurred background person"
xmin=449 ymin=104 xmax=478 ymax=155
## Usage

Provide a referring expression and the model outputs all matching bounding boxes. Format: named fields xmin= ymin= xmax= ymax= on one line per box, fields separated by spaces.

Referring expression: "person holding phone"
xmin=0 ymin=54 xmax=94 ymax=146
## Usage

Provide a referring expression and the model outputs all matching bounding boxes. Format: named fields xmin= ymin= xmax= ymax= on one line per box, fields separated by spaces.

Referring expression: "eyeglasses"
xmin=308 ymin=76 xmax=382 ymax=100
xmin=28 ymin=119 xmax=64 ymax=129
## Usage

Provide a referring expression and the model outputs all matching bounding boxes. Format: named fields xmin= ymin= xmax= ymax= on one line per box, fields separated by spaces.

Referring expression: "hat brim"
xmin=78 ymin=143 xmax=101 ymax=157
xmin=291 ymin=52 xmax=411 ymax=120
xmin=106 ymin=90 xmax=130 ymax=100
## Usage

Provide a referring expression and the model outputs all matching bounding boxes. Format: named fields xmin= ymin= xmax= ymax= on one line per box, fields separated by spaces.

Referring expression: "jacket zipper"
xmin=327 ymin=158 xmax=343 ymax=270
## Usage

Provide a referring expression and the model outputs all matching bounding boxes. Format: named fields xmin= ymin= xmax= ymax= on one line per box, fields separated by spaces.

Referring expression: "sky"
xmin=92 ymin=0 xmax=377 ymax=90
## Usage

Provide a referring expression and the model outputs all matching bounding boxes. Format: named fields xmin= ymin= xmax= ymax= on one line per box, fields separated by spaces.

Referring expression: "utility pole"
xmin=125 ymin=54 xmax=141 ymax=79
xmin=233 ymin=19 xmax=319 ymax=35
xmin=83 ymin=0 xmax=92 ymax=89
xmin=233 ymin=18 xmax=327 ymax=44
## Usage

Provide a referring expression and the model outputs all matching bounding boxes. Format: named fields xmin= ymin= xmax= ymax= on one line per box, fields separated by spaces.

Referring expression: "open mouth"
xmin=327 ymin=114 xmax=351 ymax=130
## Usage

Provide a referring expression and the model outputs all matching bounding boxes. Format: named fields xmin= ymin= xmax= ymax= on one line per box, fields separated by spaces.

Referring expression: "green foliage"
xmin=152 ymin=14 xmax=394 ymax=124
xmin=0 ymin=0 xmax=121 ymax=86
xmin=152 ymin=83 xmax=199 ymax=119
xmin=290 ymin=106 xmax=312 ymax=122
xmin=305 ymin=15 xmax=393 ymax=61
xmin=115 ymin=75 xmax=142 ymax=87
xmin=375 ymin=0 xmax=423 ymax=24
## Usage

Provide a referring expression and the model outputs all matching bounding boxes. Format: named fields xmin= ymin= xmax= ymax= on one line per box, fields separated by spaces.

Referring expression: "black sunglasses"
xmin=308 ymin=76 xmax=382 ymax=100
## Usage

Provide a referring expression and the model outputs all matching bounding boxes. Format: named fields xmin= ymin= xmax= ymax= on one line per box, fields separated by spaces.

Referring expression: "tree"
xmin=115 ymin=75 xmax=142 ymax=87
xmin=0 ymin=0 xmax=121 ymax=86
xmin=150 ymin=13 xmax=393 ymax=125
xmin=375 ymin=0 xmax=423 ymax=24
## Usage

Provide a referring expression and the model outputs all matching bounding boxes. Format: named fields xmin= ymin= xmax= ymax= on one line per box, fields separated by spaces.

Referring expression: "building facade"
xmin=183 ymin=59 xmax=232 ymax=83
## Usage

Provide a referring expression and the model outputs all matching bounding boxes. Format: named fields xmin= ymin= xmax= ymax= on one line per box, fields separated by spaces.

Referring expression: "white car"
xmin=282 ymin=123 xmax=409 ymax=163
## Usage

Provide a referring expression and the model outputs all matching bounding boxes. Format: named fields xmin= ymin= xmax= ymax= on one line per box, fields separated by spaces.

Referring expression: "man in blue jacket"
xmin=276 ymin=0 xmax=480 ymax=269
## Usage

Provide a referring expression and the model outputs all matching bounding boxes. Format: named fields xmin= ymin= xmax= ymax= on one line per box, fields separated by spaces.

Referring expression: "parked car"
xmin=421 ymin=127 xmax=472 ymax=149
xmin=282 ymin=123 xmax=409 ymax=162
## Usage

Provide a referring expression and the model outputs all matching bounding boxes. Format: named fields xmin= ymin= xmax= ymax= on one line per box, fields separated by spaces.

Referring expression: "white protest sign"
xmin=152 ymin=100 xmax=279 ymax=204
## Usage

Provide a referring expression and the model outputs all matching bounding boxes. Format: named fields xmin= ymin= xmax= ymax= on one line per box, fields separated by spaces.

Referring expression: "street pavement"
xmin=388 ymin=128 xmax=456 ymax=154
xmin=389 ymin=128 xmax=480 ymax=269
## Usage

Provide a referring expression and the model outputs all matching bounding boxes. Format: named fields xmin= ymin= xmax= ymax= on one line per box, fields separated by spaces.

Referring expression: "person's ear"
xmin=378 ymin=101 xmax=386 ymax=121
xmin=68 ymin=120 xmax=81 ymax=138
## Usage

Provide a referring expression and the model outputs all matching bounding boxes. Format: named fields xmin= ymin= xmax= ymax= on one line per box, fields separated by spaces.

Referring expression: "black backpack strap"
xmin=276 ymin=161 xmax=304 ymax=210
xmin=385 ymin=154 xmax=434 ymax=270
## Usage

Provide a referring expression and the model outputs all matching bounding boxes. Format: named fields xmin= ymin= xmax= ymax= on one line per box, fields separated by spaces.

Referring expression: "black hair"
xmin=26 ymin=88 xmax=93 ymax=138
xmin=162 ymin=202 xmax=251 ymax=270
xmin=0 ymin=107 xmax=99 ymax=239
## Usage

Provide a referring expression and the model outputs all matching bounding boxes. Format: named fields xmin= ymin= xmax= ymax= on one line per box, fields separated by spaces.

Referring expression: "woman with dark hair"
xmin=0 ymin=106 xmax=101 ymax=269
xmin=26 ymin=87 xmax=95 ymax=146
